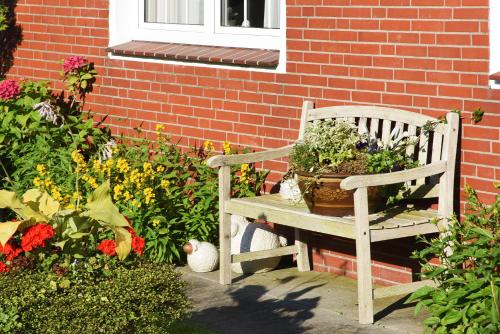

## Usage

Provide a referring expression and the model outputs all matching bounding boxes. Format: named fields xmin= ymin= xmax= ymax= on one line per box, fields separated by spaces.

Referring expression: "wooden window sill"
xmin=490 ymin=71 xmax=500 ymax=81
xmin=107 ymin=41 xmax=279 ymax=69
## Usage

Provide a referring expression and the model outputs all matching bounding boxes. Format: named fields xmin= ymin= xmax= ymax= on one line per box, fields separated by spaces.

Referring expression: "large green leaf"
xmin=82 ymin=181 xmax=129 ymax=228
xmin=23 ymin=189 xmax=60 ymax=218
xmin=0 ymin=218 xmax=36 ymax=247
xmin=112 ymin=226 xmax=132 ymax=260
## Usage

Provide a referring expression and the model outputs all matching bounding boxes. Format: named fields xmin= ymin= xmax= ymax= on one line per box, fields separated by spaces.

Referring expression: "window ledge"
xmin=107 ymin=41 xmax=279 ymax=69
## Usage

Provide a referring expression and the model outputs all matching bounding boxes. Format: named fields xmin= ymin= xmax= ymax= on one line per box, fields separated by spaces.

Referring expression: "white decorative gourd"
xmin=279 ymin=177 xmax=302 ymax=203
xmin=184 ymin=239 xmax=219 ymax=273
xmin=230 ymin=215 xmax=287 ymax=274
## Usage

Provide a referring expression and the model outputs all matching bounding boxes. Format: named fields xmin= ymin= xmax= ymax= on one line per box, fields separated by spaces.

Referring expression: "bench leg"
xmin=219 ymin=166 xmax=232 ymax=285
xmin=354 ymin=187 xmax=374 ymax=324
xmin=219 ymin=212 xmax=232 ymax=285
xmin=295 ymin=228 xmax=310 ymax=272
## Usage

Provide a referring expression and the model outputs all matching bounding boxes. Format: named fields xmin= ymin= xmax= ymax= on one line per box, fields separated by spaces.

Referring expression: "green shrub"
xmin=0 ymin=262 xmax=190 ymax=333
xmin=407 ymin=185 xmax=499 ymax=334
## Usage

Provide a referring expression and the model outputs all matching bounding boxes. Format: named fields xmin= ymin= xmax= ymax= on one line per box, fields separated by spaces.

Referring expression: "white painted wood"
xmin=219 ymin=166 xmax=232 ymax=285
xmin=369 ymin=118 xmax=380 ymax=138
xmin=309 ymin=106 xmax=446 ymax=133
xmin=358 ymin=117 xmax=368 ymax=135
xmin=340 ymin=161 xmax=447 ymax=190
xmin=417 ymin=129 xmax=430 ymax=185
xmin=206 ymin=145 xmax=293 ymax=168
xmin=381 ymin=119 xmax=392 ymax=143
xmin=231 ymin=245 xmax=298 ymax=263
xmin=406 ymin=125 xmax=417 ymax=158
xmin=225 ymin=195 xmax=357 ymax=239
xmin=373 ymin=280 xmax=437 ymax=299
xmin=353 ymin=187 xmax=374 ymax=325
xmin=438 ymin=113 xmax=460 ymax=219
xmin=371 ymin=223 xmax=439 ymax=242
xmin=295 ymin=229 xmax=311 ymax=271
xmin=299 ymin=100 xmax=314 ymax=139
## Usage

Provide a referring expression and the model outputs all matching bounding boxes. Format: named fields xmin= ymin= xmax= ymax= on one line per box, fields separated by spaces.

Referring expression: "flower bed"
xmin=0 ymin=56 xmax=267 ymax=332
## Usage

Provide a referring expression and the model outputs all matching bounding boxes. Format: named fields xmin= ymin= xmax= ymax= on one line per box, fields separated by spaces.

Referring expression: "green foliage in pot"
xmin=290 ymin=119 xmax=418 ymax=176
xmin=0 ymin=261 xmax=189 ymax=333
xmin=0 ymin=5 xmax=7 ymax=32
xmin=407 ymin=185 xmax=499 ymax=334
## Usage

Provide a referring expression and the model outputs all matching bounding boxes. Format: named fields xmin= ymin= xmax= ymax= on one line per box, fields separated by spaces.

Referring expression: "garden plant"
xmin=407 ymin=185 xmax=499 ymax=334
xmin=0 ymin=56 xmax=267 ymax=333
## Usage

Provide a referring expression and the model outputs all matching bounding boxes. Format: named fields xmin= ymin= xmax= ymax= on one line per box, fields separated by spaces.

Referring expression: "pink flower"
xmin=0 ymin=80 xmax=20 ymax=100
xmin=63 ymin=56 xmax=87 ymax=73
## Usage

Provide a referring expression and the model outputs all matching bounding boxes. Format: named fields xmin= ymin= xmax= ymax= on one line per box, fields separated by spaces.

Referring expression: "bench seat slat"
xmin=225 ymin=194 xmax=441 ymax=240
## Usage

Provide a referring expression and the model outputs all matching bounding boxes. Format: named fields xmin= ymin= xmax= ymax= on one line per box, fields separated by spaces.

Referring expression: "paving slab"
xmin=180 ymin=266 xmax=426 ymax=334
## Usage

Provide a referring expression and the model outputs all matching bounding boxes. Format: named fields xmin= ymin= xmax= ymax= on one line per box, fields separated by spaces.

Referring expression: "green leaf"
xmin=423 ymin=316 xmax=440 ymax=326
xmin=441 ymin=309 xmax=462 ymax=326
xmin=407 ymin=285 xmax=436 ymax=303
xmin=82 ymin=181 xmax=129 ymax=228
xmin=112 ymin=226 xmax=132 ymax=261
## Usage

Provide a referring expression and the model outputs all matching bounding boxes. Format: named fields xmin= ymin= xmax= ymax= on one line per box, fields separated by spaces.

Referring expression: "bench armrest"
xmin=206 ymin=145 xmax=294 ymax=168
xmin=340 ymin=161 xmax=447 ymax=191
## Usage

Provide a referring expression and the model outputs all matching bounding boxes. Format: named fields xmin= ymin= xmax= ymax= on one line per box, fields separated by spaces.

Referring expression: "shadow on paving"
xmin=191 ymin=282 xmax=323 ymax=334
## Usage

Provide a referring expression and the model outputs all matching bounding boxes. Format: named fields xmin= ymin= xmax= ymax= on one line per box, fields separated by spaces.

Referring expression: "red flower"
xmin=126 ymin=227 xmax=136 ymax=237
xmin=0 ymin=79 xmax=20 ymax=100
xmin=21 ymin=224 xmax=55 ymax=252
xmin=97 ymin=239 xmax=116 ymax=257
xmin=0 ymin=241 xmax=22 ymax=261
xmin=63 ymin=56 xmax=87 ymax=73
xmin=0 ymin=261 xmax=9 ymax=273
xmin=132 ymin=236 xmax=145 ymax=256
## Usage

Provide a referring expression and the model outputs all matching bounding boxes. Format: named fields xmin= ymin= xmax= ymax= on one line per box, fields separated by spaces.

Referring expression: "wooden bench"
xmin=207 ymin=101 xmax=459 ymax=324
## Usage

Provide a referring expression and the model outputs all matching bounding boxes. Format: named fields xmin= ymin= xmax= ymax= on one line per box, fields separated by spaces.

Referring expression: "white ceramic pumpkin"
xmin=230 ymin=215 xmax=287 ymax=274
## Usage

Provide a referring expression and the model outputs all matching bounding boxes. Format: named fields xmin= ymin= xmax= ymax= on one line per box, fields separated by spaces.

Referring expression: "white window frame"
xmin=490 ymin=1 xmax=500 ymax=89
xmin=109 ymin=0 xmax=286 ymax=71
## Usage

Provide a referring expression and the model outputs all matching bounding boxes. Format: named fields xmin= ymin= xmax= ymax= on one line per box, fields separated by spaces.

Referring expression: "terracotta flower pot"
xmin=296 ymin=171 xmax=382 ymax=216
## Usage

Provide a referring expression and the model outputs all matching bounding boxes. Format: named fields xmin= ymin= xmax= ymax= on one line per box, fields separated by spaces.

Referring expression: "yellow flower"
xmin=152 ymin=219 xmax=161 ymax=228
xmin=203 ymin=140 xmax=215 ymax=152
xmin=65 ymin=203 xmax=75 ymax=210
xmin=223 ymin=141 xmax=231 ymax=155
xmin=143 ymin=187 xmax=155 ymax=205
xmin=131 ymin=199 xmax=142 ymax=208
xmin=71 ymin=150 xmax=86 ymax=172
xmin=117 ymin=158 xmax=129 ymax=173
xmin=44 ymin=178 xmax=53 ymax=188
xmin=156 ymin=165 xmax=165 ymax=173
xmin=82 ymin=174 xmax=98 ymax=189
xmin=113 ymin=184 xmax=124 ymax=201
xmin=36 ymin=164 xmax=46 ymax=177
xmin=130 ymin=169 xmax=143 ymax=186
xmin=155 ymin=124 xmax=165 ymax=132
xmin=123 ymin=191 xmax=133 ymax=201
xmin=240 ymin=163 xmax=249 ymax=184
xmin=72 ymin=191 xmax=82 ymax=200
xmin=160 ymin=179 xmax=170 ymax=190
xmin=143 ymin=162 xmax=154 ymax=179
xmin=50 ymin=186 xmax=63 ymax=202
xmin=33 ymin=177 xmax=42 ymax=187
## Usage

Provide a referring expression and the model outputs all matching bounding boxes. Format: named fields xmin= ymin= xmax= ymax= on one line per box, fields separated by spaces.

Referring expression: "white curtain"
xmin=145 ymin=0 xmax=204 ymax=25
xmin=263 ymin=0 xmax=280 ymax=29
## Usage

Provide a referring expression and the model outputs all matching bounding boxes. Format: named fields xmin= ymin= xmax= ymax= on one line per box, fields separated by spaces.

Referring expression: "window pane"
xmin=145 ymin=0 xmax=204 ymax=25
xmin=221 ymin=0 xmax=280 ymax=29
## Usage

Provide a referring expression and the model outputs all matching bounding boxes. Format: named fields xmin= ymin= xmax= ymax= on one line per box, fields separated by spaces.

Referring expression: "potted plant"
xmin=289 ymin=119 xmax=418 ymax=216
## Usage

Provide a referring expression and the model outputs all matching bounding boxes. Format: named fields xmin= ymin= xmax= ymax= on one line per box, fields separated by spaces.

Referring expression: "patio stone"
xmin=180 ymin=266 xmax=426 ymax=334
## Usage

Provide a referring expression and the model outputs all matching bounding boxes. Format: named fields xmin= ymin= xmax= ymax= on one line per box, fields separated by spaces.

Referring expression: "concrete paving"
xmin=180 ymin=266 xmax=426 ymax=334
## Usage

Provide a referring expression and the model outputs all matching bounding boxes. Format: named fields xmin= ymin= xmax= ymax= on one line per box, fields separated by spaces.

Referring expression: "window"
xmin=109 ymin=0 xmax=285 ymax=69
xmin=490 ymin=1 xmax=500 ymax=88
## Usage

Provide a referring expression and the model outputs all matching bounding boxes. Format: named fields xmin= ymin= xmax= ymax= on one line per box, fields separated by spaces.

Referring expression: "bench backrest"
xmin=298 ymin=102 xmax=459 ymax=203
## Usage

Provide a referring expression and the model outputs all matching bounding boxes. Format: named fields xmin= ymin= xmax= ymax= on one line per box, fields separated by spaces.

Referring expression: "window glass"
xmin=144 ymin=0 xmax=204 ymax=25
xmin=221 ymin=0 xmax=280 ymax=29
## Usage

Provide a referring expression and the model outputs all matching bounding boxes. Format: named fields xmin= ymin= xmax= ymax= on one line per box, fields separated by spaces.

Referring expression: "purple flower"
xmin=0 ymin=79 xmax=20 ymax=100
xmin=63 ymin=56 xmax=87 ymax=73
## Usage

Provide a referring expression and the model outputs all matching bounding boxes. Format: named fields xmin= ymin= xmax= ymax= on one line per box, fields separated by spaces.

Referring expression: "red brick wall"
xmin=8 ymin=0 xmax=499 ymax=285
